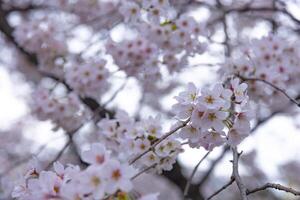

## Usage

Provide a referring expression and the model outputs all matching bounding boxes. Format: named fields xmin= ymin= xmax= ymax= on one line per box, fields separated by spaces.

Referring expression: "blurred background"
xmin=1 ymin=0 xmax=300 ymax=199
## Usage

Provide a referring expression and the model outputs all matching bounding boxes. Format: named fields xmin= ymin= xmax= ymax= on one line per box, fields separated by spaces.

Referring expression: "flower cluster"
xmin=14 ymin=17 xmax=67 ymax=76
xmin=58 ymin=0 xmax=119 ymax=29
xmin=222 ymin=34 xmax=300 ymax=108
xmin=106 ymin=1 xmax=207 ymax=91
xmin=106 ymin=37 xmax=159 ymax=78
xmin=12 ymin=144 xmax=140 ymax=200
xmin=65 ymin=58 xmax=110 ymax=99
xmin=140 ymin=15 xmax=207 ymax=56
xmin=5 ymin=0 xmax=300 ymax=198
xmin=13 ymin=77 xmax=253 ymax=199
xmin=173 ymin=79 xmax=252 ymax=149
xmin=119 ymin=0 xmax=175 ymax=24
xmin=97 ymin=110 xmax=182 ymax=173
xmin=31 ymin=87 xmax=90 ymax=131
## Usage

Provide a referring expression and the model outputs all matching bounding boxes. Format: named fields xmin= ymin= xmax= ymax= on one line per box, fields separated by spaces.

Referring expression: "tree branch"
xmin=0 ymin=3 xmax=114 ymax=119
xmin=238 ymin=75 xmax=300 ymax=107
xmin=129 ymin=119 xmax=190 ymax=165
xmin=184 ymin=151 xmax=211 ymax=198
xmin=247 ymin=183 xmax=300 ymax=196
xmin=45 ymin=139 xmax=71 ymax=170
xmin=198 ymin=146 xmax=229 ymax=187
xmin=206 ymin=176 xmax=235 ymax=200
xmin=232 ymin=147 xmax=248 ymax=200
xmin=131 ymin=163 xmax=157 ymax=180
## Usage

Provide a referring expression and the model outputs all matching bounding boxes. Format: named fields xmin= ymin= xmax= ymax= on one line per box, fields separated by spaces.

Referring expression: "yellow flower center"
xmin=91 ymin=176 xmax=101 ymax=186
xmin=205 ymin=95 xmax=215 ymax=104
xmin=208 ymin=113 xmax=217 ymax=121
xmin=112 ymin=169 xmax=121 ymax=181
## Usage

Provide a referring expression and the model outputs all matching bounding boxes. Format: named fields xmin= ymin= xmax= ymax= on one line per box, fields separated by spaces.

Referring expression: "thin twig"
xmin=198 ymin=147 xmax=229 ymax=189
xmin=232 ymin=147 xmax=248 ymax=200
xmin=45 ymin=139 xmax=71 ymax=170
xmin=238 ymin=75 xmax=300 ymax=107
xmin=247 ymin=183 xmax=300 ymax=196
xmin=183 ymin=151 xmax=211 ymax=198
xmin=131 ymin=163 xmax=157 ymax=180
xmin=102 ymin=79 xmax=128 ymax=107
xmin=206 ymin=177 xmax=235 ymax=200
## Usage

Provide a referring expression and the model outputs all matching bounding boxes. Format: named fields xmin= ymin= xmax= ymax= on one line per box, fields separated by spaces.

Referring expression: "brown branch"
xmin=131 ymin=163 xmax=157 ymax=180
xmin=232 ymin=147 xmax=248 ymax=200
xmin=206 ymin=177 xmax=235 ymax=200
xmin=247 ymin=183 xmax=300 ymax=196
xmin=238 ymin=75 xmax=300 ymax=107
xmin=183 ymin=151 xmax=211 ymax=198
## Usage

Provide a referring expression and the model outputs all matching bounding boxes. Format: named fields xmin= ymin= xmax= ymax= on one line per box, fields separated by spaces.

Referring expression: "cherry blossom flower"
xmin=81 ymin=166 xmax=106 ymax=199
xmin=201 ymin=110 xmax=229 ymax=132
xmin=104 ymin=159 xmax=135 ymax=193
xmin=81 ymin=143 xmax=110 ymax=165
xmin=119 ymin=2 xmax=141 ymax=23
xmin=199 ymin=84 xmax=226 ymax=109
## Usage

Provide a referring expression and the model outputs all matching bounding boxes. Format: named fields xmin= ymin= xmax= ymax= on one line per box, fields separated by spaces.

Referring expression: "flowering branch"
xmin=197 ymin=99 xmax=294 ymax=193
xmin=129 ymin=119 xmax=190 ymax=165
xmin=0 ymin=4 xmax=114 ymax=120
